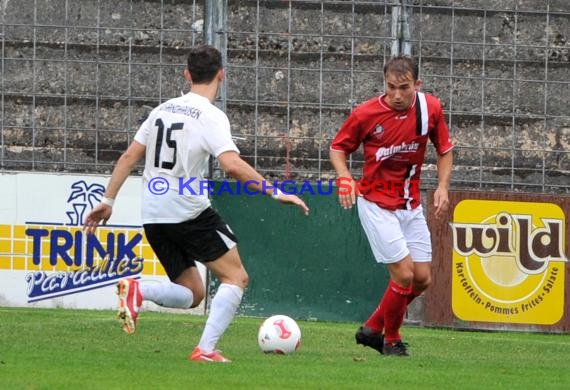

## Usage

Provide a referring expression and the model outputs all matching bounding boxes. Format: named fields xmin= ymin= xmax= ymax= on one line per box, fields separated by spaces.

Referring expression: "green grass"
xmin=1 ymin=307 xmax=570 ymax=389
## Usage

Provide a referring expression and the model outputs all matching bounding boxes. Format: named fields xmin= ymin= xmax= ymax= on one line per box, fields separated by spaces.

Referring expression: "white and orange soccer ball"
xmin=257 ymin=315 xmax=302 ymax=354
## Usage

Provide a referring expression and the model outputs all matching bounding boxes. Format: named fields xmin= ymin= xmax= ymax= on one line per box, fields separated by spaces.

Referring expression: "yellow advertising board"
xmin=450 ymin=200 xmax=567 ymax=325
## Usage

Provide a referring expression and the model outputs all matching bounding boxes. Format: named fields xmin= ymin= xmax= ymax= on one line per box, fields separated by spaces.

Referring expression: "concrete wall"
xmin=2 ymin=0 xmax=569 ymax=187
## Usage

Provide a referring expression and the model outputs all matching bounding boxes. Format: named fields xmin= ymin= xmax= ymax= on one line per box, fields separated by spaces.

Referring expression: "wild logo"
xmin=22 ymin=180 xmax=146 ymax=302
xmin=450 ymin=200 xmax=567 ymax=325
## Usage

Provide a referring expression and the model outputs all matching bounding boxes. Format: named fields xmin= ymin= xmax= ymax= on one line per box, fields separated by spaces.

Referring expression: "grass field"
xmin=1 ymin=307 xmax=570 ymax=389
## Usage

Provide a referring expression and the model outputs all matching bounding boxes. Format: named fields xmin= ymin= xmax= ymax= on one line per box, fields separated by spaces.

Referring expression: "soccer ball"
xmin=257 ymin=315 xmax=302 ymax=354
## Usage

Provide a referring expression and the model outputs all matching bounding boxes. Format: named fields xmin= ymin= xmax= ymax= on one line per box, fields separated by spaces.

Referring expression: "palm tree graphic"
xmin=66 ymin=181 xmax=105 ymax=225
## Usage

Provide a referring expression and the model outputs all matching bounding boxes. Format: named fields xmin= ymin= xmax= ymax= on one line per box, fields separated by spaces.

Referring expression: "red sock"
xmin=363 ymin=294 xmax=387 ymax=333
xmin=406 ymin=290 xmax=422 ymax=305
xmin=383 ymin=280 xmax=412 ymax=343
xmin=365 ymin=288 xmax=422 ymax=334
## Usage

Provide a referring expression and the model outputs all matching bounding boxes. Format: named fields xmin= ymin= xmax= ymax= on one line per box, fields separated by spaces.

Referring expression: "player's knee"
xmin=414 ymin=276 xmax=431 ymax=292
xmin=393 ymin=271 xmax=414 ymax=288
xmin=402 ymin=275 xmax=414 ymax=288
xmin=413 ymin=271 xmax=432 ymax=291
xmin=219 ymin=269 xmax=249 ymax=290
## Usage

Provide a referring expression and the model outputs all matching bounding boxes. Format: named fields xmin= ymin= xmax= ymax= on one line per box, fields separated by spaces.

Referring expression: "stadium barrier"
xmin=425 ymin=190 xmax=570 ymax=333
xmin=0 ymin=173 xmax=391 ymax=322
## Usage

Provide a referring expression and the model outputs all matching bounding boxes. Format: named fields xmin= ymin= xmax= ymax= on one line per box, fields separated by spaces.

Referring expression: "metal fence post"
xmin=391 ymin=0 xmax=413 ymax=56
xmin=204 ymin=0 xmax=227 ymax=111
xmin=203 ymin=0 xmax=228 ymax=315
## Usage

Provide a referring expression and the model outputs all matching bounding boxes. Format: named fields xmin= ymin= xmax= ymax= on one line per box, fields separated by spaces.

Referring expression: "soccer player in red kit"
xmin=330 ymin=55 xmax=453 ymax=356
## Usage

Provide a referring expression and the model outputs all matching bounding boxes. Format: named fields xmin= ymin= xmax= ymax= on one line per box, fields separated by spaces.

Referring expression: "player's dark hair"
xmin=383 ymin=56 xmax=419 ymax=81
xmin=187 ymin=45 xmax=223 ymax=84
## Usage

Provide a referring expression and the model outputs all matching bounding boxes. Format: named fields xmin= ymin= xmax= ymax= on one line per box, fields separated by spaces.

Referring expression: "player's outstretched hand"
xmin=83 ymin=203 xmax=113 ymax=234
xmin=274 ymin=193 xmax=310 ymax=215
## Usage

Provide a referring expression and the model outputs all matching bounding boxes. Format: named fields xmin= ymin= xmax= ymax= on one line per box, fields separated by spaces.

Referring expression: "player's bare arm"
xmin=330 ymin=149 xmax=357 ymax=210
xmin=83 ymin=141 xmax=146 ymax=234
xmin=217 ymin=151 xmax=309 ymax=215
xmin=433 ymin=150 xmax=453 ymax=219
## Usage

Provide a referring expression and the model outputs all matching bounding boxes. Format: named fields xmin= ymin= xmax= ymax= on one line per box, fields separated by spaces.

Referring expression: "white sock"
xmin=198 ymin=283 xmax=243 ymax=353
xmin=139 ymin=282 xmax=194 ymax=309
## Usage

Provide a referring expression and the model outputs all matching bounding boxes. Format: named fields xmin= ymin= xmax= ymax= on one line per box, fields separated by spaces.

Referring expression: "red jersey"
xmin=331 ymin=92 xmax=454 ymax=211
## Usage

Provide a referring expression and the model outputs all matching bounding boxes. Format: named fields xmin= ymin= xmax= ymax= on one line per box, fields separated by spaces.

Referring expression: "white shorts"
xmin=357 ymin=197 xmax=432 ymax=264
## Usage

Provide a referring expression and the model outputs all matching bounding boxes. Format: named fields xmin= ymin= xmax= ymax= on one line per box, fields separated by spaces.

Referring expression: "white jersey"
xmin=134 ymin=92 xmax=239 ymax=223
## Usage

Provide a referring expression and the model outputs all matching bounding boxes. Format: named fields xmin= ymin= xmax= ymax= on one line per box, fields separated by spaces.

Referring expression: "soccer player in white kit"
xmin=84 ymin=45 xmax=309 ymax=363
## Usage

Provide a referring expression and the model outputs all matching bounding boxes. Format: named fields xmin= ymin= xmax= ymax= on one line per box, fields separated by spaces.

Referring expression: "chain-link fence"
xmin=2 ymin=0 xmax=569 ymax=192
